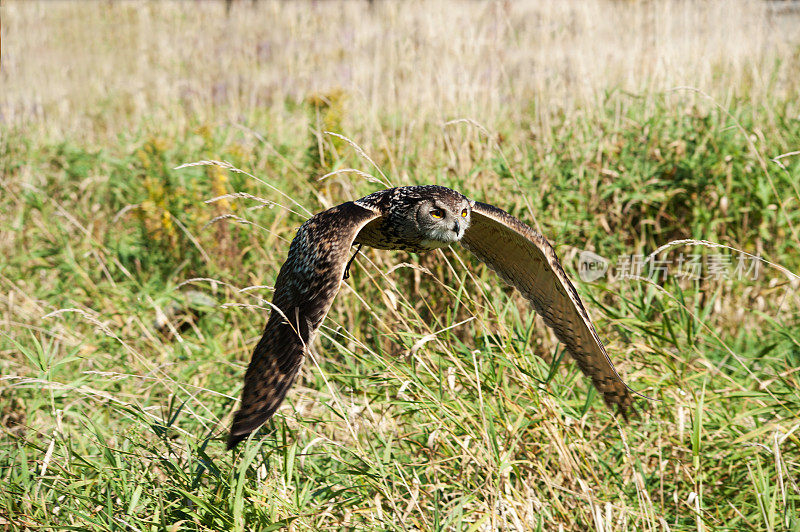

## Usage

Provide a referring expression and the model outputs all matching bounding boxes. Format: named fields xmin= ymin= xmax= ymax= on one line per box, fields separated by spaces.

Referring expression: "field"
xmin=2 ymin=1 xmax=800 ymax=530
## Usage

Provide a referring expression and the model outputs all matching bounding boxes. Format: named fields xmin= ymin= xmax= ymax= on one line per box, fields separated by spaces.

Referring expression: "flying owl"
xmin=227 ymin=185 xmax=634 ymax=449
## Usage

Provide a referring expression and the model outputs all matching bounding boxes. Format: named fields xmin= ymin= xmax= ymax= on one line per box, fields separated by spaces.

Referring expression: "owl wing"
xmin=228 ymin=201 xmax=382 ymax=450
xmin=461 ymin=201 xmax=634 ymax=416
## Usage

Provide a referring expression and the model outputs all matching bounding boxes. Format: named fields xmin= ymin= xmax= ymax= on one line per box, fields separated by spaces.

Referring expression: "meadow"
xmin=1 ymin=1 xmax=800 ymax=530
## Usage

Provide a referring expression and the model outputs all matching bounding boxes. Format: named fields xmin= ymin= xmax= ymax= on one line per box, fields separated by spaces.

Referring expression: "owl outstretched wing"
xmin=461 ymin=201 xmax=634 ymax=416
xmin=227 ymin=201 xmax=382 ymax=450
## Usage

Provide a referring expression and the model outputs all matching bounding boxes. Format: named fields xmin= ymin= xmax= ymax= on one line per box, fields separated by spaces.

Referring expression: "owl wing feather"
xmin=227 ymin=201 xmax=382 ymax=450
xmin=461 ymin=201 xmax=634 ymax=416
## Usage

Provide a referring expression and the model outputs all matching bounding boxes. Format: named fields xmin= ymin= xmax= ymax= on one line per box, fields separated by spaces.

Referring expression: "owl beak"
xmin=452 ymin=221 xmax=461 ymax=237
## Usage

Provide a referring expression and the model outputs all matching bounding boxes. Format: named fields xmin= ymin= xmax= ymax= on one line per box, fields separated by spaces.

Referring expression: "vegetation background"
xmin=2 ymin=1 xmax=799 ymax=530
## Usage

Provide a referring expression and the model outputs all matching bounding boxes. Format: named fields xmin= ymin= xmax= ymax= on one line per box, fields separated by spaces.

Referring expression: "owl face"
xmin=413 ymin=195 xmax=472 ymax=249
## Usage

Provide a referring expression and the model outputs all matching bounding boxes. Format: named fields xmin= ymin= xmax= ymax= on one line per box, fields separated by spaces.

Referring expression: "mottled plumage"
xmin=227 ymin=185 xmax=634 ymax=449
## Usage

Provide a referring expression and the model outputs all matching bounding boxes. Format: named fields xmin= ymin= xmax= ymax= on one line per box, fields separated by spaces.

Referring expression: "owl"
xmin=227 ymin=185 xmax=634 ymax=449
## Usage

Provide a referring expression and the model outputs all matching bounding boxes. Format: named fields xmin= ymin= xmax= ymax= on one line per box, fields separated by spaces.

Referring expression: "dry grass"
xmin=1 ymin=1 xmax=800 ymax=530
xmin=3 ymin=1 xmax=800 ymax=140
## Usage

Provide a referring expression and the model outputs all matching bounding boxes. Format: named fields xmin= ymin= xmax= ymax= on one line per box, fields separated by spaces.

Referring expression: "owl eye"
xmin=430 ymin=208 xmax=445 ymax=219
xmin=461 ymin=209 xmax=468 ymax=218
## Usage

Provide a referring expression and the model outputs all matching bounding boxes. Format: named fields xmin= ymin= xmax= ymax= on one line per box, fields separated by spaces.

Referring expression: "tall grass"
xmin=1 ymin=1 xmax=800 ymax=530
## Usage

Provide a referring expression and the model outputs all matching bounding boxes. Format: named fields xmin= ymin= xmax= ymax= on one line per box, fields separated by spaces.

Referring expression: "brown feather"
xmin=229 ymin=186 xmax=636 ymax=451
xmin=227 ymin=201 xmax=381 ymax=449
xmin=461 ymin=202 xmax=634 ymax=415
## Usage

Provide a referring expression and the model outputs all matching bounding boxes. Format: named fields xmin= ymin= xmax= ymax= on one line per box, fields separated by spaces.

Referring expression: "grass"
xmin=2 ymin=1 xmax=800 ymax=530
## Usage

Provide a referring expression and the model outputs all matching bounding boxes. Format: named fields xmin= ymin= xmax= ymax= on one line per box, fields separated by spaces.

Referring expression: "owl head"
xmin=391 ymin=186 xmax=472 ymax=249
